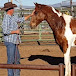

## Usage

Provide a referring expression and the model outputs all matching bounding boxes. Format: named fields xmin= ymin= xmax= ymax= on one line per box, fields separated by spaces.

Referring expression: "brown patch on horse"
xmin=43 ymin=6 xmax=68 ymax=53
xmin=44 ymin=7 xmax=68 ymax=53
xmin=70 ymin=18 xmax=76 ymax=34
xmin=74 ymin=40 xmax=76 ymax=45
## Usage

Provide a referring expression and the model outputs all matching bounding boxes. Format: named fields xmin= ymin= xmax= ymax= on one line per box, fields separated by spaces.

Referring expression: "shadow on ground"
xmin=27 ymin=55 xmax=76 ymax=65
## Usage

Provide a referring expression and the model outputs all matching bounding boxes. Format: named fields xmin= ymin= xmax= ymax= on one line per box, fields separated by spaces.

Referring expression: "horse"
xmin=30 ymin=3 xmax=76 ymax=76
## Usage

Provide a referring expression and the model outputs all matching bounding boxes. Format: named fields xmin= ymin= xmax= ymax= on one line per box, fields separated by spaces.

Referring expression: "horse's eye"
xmin=34 ymin=11 xmax=38 ymax=15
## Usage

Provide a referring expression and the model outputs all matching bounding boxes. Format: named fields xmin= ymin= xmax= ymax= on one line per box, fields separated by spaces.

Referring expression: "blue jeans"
xmin=4 ymin=42 xmax=20 ymax=76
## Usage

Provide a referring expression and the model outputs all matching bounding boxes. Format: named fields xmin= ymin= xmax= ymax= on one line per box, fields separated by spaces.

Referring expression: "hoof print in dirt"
xmin=42 ymin=49 xmax=50 ymax=52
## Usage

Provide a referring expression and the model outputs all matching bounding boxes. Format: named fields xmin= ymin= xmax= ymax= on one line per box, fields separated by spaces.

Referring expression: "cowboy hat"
xmin=1 ymin=2 xmax=17 ymax=11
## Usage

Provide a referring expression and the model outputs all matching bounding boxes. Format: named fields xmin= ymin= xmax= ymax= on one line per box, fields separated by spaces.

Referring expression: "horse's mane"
xmin=35 ymin=3 xmax=60 ymax=16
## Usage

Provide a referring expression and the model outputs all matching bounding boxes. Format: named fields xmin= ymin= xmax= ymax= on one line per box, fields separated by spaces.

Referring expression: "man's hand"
xmin=25 ymin=10 xmax=35 ymax=20
xmin=31 ymin=10 xmax=35 ymax=16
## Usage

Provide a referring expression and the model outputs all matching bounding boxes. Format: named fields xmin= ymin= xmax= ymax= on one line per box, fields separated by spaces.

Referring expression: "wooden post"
xmin=72 ymin=64 xmax=76 ymax=76
xmin=59 ymin=64 xmax=64 ymax=76
xmin=70 ymin=0 xmax=73 ymax=16
xmin=11 ymin=0 xmax=13 ymax=3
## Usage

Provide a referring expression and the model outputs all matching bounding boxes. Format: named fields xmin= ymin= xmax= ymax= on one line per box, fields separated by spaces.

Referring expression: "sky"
xmin=0 ymin=0 xmax=76 ymax=6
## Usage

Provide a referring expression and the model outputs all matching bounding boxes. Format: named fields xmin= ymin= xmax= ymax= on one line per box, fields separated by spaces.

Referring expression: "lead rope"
xmin=15 ymin=24 xmax=20 ymax=63
xmin=14 ymin=30 xmax=20 ymax=75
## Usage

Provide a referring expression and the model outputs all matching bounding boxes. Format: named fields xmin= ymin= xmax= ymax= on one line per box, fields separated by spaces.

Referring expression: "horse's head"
xmin=30 ymin=3 xmax=62 ymax=29
xmin=30 ymin=3 xmax=46 ymax=29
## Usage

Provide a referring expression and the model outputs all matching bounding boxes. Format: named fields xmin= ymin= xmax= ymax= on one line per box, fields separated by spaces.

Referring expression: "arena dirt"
xmin=0 ymin=43 xmax=76 ymax=76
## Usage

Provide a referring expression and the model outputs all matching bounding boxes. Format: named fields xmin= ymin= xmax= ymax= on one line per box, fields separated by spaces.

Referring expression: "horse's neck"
xmin=45 ymin=12 xmax=66 ymax=32
xmin=45 ymin=14 xmax=60 ymax=32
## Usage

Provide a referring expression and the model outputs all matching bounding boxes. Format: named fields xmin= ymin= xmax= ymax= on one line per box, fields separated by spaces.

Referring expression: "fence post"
xmin=72 ymin=64 xmax=76 ymax=76
xmin=59 ymin=64 xmax=64 ymax=76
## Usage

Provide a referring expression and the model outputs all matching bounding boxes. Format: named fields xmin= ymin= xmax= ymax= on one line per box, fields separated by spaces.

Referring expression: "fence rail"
xmin=0 ymin=64 xmax=76 ymax=76
xmin=0 ymin=63 xmax=64 ymax=76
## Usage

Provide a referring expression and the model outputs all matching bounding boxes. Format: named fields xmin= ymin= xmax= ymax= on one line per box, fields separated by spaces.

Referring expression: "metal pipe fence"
xmin=0 ymin=63 xmax=76 ymax=76
xmin=0 ymin=24 xmax=55 ymax=43
xmin=0 ymin=63 xmax=64 ymax=76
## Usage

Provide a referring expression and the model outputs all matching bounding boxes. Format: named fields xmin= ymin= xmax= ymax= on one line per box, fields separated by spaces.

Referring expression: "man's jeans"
xmin=4 ymin=42 xmax=20 ymax=76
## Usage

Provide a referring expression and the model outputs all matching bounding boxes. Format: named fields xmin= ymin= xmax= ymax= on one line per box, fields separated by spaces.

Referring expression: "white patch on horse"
xmin=63 ymin=14 xmax=73 ymax=45
xmin=63 ymin=14 xmax=76 ymax=46
xmin=51 ymin=7 xmax=62 ymax=17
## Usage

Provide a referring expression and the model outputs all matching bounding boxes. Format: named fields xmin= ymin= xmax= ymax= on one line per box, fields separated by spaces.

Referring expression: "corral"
xmin=0 ymin=2 xmax=76 ymax=76
xmin=0 ymin=41 xmax=76 ymax=76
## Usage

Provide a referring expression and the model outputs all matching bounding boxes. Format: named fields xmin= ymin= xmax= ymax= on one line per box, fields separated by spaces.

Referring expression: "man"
xmin=1 ymin=2 xmax=34 ymax=76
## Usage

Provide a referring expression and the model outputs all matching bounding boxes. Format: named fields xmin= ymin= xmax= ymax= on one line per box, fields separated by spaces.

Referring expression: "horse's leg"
xmin=64 ymin=46 xmax=71 ymax=76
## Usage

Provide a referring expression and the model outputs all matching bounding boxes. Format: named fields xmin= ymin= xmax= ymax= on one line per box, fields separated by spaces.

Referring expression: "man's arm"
xmin=15 ymin=10 xmax=35 ymax=23
xmin=11 ymin=29 xmax=20 ymax=34
xmin=25 ymin=14 xmax=32 ymax=20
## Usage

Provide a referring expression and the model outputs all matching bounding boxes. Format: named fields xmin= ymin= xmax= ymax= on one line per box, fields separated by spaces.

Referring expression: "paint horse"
xmin=30 ymin=3 xmax=76 ymax=76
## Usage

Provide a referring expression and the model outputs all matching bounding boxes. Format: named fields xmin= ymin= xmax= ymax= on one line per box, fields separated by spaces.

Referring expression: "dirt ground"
xmin=0 ymin=42 xmax=76 ymax=76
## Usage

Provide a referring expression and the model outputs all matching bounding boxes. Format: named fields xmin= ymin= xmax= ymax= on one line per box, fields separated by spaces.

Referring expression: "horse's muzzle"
xmin=30 ymin=24 xmax=36 ymax=29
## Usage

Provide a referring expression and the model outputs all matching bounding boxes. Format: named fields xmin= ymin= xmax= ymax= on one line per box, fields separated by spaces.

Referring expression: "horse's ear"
xmin=34 ymin=3 xmax=42 ymax=9
xmin=34 ymin=2 xmax=38 ymax=6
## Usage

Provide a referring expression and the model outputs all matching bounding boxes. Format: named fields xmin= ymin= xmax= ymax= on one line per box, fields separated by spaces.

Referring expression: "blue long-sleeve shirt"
xmin=2 ymin=14 xmax=25 ymax=44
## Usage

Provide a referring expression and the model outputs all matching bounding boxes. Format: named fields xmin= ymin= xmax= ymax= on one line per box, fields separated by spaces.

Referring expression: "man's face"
xmin=8 ymin=9 xmax=14 ymax=15
xmin=10 ymin=9 xmax=14 ymax=15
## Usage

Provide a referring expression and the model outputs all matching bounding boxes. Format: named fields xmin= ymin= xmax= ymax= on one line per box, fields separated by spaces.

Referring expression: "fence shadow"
xmin=28 ymin=55 xmax=76 ymax=65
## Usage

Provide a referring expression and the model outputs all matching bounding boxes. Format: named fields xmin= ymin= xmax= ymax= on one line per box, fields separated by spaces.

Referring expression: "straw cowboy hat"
xmin=1 ymin=2 xmax=17 ymax=11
